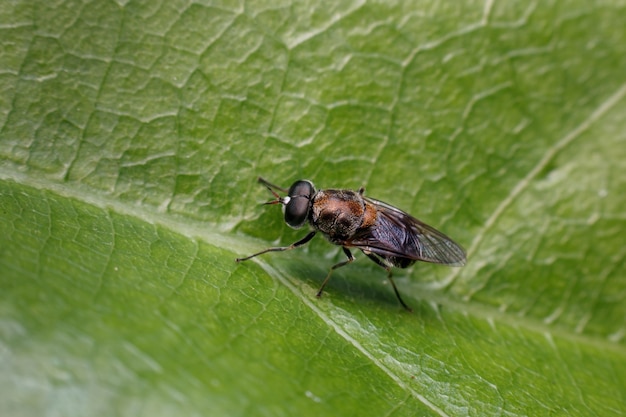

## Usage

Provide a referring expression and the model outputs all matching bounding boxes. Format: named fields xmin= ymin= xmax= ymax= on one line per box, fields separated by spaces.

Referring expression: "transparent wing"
xmin=347 ymin=197 xmax=466 ymax=266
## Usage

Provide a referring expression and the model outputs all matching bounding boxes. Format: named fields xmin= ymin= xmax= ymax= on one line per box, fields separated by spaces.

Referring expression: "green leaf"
xmin=1 ymin=1 xmax=625 ymax=416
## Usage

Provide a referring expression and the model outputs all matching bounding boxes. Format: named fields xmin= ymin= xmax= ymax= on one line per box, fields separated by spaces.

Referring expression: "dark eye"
xmin=284 ymin=180 xmax=315 ymax=228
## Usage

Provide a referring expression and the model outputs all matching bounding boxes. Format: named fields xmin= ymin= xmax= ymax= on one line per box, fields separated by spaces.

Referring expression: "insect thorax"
xmin=310 ymin=189 xmax=368 ymax=241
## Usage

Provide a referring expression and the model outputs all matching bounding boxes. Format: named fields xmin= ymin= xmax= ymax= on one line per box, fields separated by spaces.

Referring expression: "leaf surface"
xmin=1 ymin=1 xmax=625 ymax=416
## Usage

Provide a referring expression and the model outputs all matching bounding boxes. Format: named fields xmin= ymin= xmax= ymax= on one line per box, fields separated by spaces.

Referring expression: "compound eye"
xmin=284 ymin=180 xmax=315 ymax=228
xmin=284 ymin=196 xmax=309 ymax=228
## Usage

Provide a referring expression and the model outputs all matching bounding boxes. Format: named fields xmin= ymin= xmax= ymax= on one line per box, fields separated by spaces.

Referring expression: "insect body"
xmin=236 ymin=177 xmax=466 ymax=311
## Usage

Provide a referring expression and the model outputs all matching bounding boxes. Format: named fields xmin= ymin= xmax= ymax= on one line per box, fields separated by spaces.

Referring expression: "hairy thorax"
xmin=310 ymin=189 xmax=377 ymax=242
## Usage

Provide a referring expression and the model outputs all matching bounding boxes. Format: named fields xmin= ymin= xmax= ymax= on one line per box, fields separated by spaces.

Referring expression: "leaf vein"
xmin=441 ymin=82 xmax=626 ymax=289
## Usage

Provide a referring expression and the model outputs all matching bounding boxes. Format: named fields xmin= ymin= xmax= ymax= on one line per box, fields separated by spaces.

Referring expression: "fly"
xmin=236 ymin=177 xmax=466 ymax=311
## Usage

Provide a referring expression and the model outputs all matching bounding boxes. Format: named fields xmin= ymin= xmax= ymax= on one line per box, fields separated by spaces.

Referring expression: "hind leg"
xmin=363 ymin=252 xmax=412 ymax=312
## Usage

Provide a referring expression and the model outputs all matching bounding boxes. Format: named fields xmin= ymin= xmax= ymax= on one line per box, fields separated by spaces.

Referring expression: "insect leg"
xmin=363 ymin=252 xmax=413 ymax=312
xmin=316 ymin=247 xmax=354 ymax=298
xmin=235 ymin=231 xmax=316 ymax=262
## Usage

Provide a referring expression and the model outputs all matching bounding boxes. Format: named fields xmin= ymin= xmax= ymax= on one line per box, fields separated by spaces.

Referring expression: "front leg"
xmin=236 ymin=231 xmax=317 ymax=262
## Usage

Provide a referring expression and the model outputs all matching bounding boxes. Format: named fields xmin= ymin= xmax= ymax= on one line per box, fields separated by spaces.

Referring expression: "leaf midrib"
xmin=2 ymin=165 xmax=623 ymax=354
